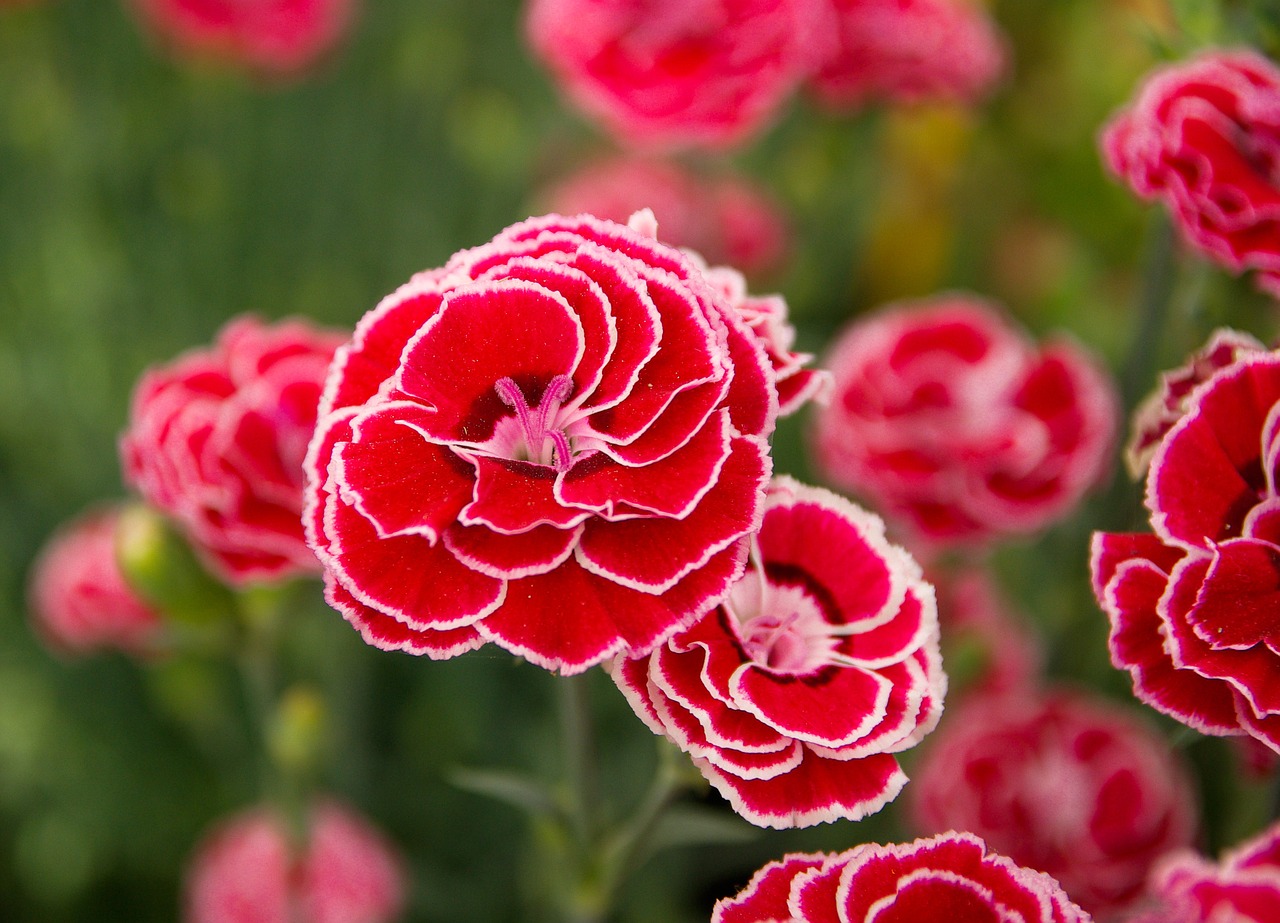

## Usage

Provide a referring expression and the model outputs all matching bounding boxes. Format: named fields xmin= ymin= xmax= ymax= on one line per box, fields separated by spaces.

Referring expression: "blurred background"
xmin=2 ymin=1 xmax=1279 ymax=920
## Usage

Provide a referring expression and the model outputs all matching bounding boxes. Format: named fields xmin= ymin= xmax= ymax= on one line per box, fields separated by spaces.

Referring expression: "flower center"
xmin=494 ymin=375 xmax=575 ymax=470
xmin=729 ymin=576 xmax=844 ymax=675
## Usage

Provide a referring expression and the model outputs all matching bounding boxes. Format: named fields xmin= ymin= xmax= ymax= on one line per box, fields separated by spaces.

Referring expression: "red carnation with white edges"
xmin=304 ymin=212 xmax=776 ymax=675
xmin=1131 ymin=821 xmax=1280 ymax=923
xmin=612 ymin=476 xmax=943 ymax=829
xmin=1103 ymin=50 xmax=1280 ymax=299
xmin=525 ymin=0 xmax=827 ymax=150
xmin=713 ymin=832 xmax=1092 ymax=923
xmin=910 ymin=691 xmax=1197 ymax=917
xmin=812 ymin=296 xmax=1117 ymax=548
xmin=130 ymin=0 xmax=356 ymax=76
xmin=810 ymin=0 xmax=1006 ymax=110
xmin=1092 ymin=345 xmax=1280 ymax=755
xmin=186 ymin=800 xmax=405 ymax=923
xmin=28 ymin=507 xmax=162 ymax=657
xmin=122 ymin=315 xmax=343 ymax=586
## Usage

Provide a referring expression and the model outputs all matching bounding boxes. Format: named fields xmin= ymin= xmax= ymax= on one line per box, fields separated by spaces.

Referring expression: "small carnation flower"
xmin=541 ymin=157 xmax=790 ymax=275
xmin=186 ymin=799 xmax=405 ymax=923
xmin=28 ymin=507 xmax=162 ymax=657
xmin=1102 ymin=50 xmax=1280 ymax=299
xmin=304 ymin=212 xmax=776 ymax=675
xmin=1132 ymin=821 xmax=1280 ymax=923
xmin=122 ymin=315 xmax=344 ymax=586
xmin=612 ymin=476 xmax=943 ymax=829
xmin=525 ymin=0 xmax=826 ymax=150
xmin=1092 ymin=344 xmax=1280 ymax=755
xmin=910 ymin=691 xmax=1198 ymax=917
xmin=1126 ymin=328 xmax=1265 ymax=478
xmin=129 ymin=0 xmax=356 ymax=77
xmin=812 ymin=296 xmax=1117 ymax=548
xmin=810 ymin=0 xmax=1006 ymax=110
xmin=713 ymin=832 xmax=1092 ymax=923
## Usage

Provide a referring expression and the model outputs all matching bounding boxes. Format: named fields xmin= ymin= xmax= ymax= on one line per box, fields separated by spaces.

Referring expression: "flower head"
xmin=129 ymin=0 xmax=356 ymax=76
xmin=185 ymin=799 xmax=405 ymax=923
xmin=304 ymin=212 xmax=776 ymax=674
xmin=612 ymin=476 xmax=942 ymax=828
xmin=122 ymin=315 xmax=343 ymax=586
xmin=713 ymin=832 xmax=1092 ymax=923
xmin=1103 ymin=50 xmax=1280 ymax=298
xmin=28 ymin=506 xmax=162 ymax=657
xmin=1092 ymin=343 xmax=1280 ymax=755
xmin=810 ymin=0 xmax=1006 ymax=110
xmin=910 ymin=691 xmax=1198 ymax=916
xmin=1133 ymin=821 xmax=1280 ymax=923
xmin=812 ymin=296 xmax=1116 ymax=548
xmin=526 ymin=0 xmax=826 ymax=150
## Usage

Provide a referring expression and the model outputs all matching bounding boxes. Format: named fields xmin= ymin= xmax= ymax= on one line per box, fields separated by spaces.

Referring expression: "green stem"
xmin=1121 ymin=211 xmax=1178 ymax=411
xmin=558 ymin=672 xmax=599 ymax=847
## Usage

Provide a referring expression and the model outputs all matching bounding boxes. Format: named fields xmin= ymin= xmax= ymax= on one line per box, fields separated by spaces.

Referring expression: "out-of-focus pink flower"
xmin=541 ymin=157 xmax=790 ymax=275
xmin=812 ymin=296 xmax=1117 ymax=548
xmin=1126 ymin=328 xmax=1265 ymax=478
xmin=696 ymin=261 xmax=830 ymax=417
xmin=1103 ymin=51 xmax=1280 ymax=299
xmin=910 ymin=691 xmax=1197 ymax=917
xmin=713 ymin=832 xmax=1092 ymax=923
xmin=810 ymin=0 xmax=1006 ymax=110
xmin=1132 ymin=821 xmax=1280 ymax=923
xmin=304 ymin=212 xmax=775 ymax=675
xmin=613 ymin=477 xmax=943 ymax=829
xmin=28 ymin=507 xmax=162 ymax=657
xmin=130 ymin=0 xmax=355 ymax=77
xmin=186 ymin=799 xmax=405 ymax=923
xmin=1092 ymin=347 xmax=1280 ymax=755
xmin=933 ymin=567 xmax=1042 ymax=695
xmin=122 ymin=315 xmax=343 ymax=586
xmin=525 ymin=0 xmax=826 ymax=150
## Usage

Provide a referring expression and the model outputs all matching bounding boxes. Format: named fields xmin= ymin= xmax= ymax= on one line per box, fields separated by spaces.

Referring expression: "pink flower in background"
xmin=812 ymin=296 xmax=1117 ymax=548
xmin=186 ymin=800 xmax=404 ymax=923
xmin=122 ymin=315 xmax=343 ymax=586
xmin=1103 ymin=51 xmax=1280 ymax=298
xmin=713 ymin=832 xmax=1092 ymax=923
xmin=525 ymin=0 xmax=825 ymax=150
xmin=28 ymin=507 xmax=162 ymax=657
xmin=910 ymin=691 xmax=1197 ymax=916
xmin=613 ymin=477 xmax=943 ymax=829
xmin=1126 ymin=328 xmax=1265 ymax=478
xmin=131 ymin=0 xmax=355 ymax=76
xmin=932 ymin=567 xmax=1041 ymax=695
xmin=542 ymin=157 xmax=790 ymax=275
xmin=810 ymin=0 xmax=1006 ymax=110
xmin=304 ymin=212 xmax=775 ymax=675
xmin=697 ymin=261 xmax=831 ymax=417
xmin=1131 ymin=821 xmax=1280 ymax=923
xmin=1092 ymin=349 xmax=1280 ymax=755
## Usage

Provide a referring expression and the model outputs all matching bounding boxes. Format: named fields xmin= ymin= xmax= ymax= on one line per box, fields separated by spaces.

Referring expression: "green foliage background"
xmin=1 ymin=1 xmax=1278 ymax=920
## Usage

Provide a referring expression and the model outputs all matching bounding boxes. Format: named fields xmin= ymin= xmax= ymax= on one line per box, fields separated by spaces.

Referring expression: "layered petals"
xmin=306 ymin=212 xmax=777 ymax=674
xmin=611 ymin=477 xmax=943 ymax=829
xmin=1136 ymin=821 xmax=1280 ymax=923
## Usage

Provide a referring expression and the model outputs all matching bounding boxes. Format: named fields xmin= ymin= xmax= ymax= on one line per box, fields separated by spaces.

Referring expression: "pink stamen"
xmin=494 ymin=374 xmax=575 ymax=470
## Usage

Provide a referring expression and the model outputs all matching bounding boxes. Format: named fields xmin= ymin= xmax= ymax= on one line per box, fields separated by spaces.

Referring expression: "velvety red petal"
xmin=324 ymin=574 xmax=486 ymax=659
xmin=1188 ymin=538 xmax=1280 ymax=649
xmin=712 ymin=855 xmax=828 ymax=923
xmin=731 ymin=662 xmax=892 ymax=749
xmin=442 ymin=521 xmax=579 ymax=579
xmin=460 ymin=456 xmax=591 ymax=534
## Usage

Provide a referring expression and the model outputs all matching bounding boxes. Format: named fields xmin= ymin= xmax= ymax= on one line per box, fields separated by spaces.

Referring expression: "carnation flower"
xmin=122 ymin=315 xmax=344 ymax=586
xmin=525 ymin=0 xmax=826 ymax=150
xmin=1102 ymin=50 xmax=1280 ymax=299
xmin=541 ymin=157 xmax=790 ymax=275
xmin=810 ymin=0 xmax=1006 ymax=110
xmin=1131 ymin=821 xmax=1280 ymax=923
xmin=28 ymin=507 xmax=162 ymax=657
xmin=304 ymin=212 xmax=776 ymax=675
xmin=612 ymin=476 xmax=943 ymax=829
xmin=130 ymin=0 xmax=355 ymax=76
xmin=1092 ymin=346 xmax=1280 ymax=754
xmin=910 ymin=691 xmax=1197 ymax=916
xmin=185 ymin=799 xmax=404 ymax=923
xmin=713 ymin=832 xmax=1092 ymax=923
xmin=812 ymin=296 xmax=1117 ymax=548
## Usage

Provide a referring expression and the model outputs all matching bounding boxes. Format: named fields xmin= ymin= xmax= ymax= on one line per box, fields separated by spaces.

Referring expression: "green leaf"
xmin=447 ymin=767 xmax=561 ymax=820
